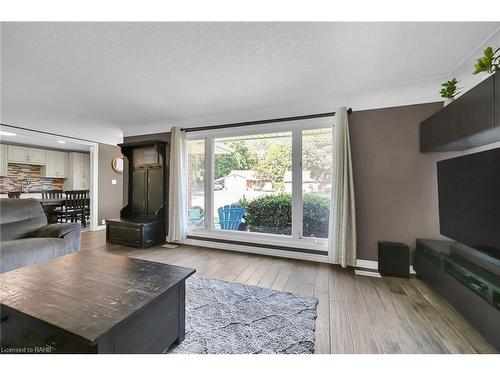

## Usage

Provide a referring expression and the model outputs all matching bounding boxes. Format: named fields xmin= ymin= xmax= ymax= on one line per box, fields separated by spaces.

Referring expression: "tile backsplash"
xmin=0 ymin=163 xmax=64 ymax=193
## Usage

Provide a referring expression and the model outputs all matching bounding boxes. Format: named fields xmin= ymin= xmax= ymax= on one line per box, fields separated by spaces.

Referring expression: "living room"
xmin=1 ymin=2 xmax=499 ymax=374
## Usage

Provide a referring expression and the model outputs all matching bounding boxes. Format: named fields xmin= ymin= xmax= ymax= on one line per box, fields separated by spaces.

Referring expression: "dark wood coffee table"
xmin=0 ymin=251 xmax=195 ymax=353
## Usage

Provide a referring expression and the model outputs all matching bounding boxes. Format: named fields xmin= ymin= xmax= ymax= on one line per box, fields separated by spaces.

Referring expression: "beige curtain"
xmin=167 ymin=127 xmax=187 ymax=242
xmin=328 ymin=107 xmax=357 ymax=267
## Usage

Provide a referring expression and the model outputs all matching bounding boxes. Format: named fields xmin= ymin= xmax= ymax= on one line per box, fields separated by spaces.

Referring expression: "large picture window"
xmin=214 ymin=132 xmax=292 ymax=234
xmin=186 ymin=119 xmax=333 ymax=251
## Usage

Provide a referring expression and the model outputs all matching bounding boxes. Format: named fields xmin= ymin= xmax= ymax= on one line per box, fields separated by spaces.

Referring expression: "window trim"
xmin=186 ymin=117 xmax=334 ymax=251
xmin=291 ymin=128 xmax=303 ymax=240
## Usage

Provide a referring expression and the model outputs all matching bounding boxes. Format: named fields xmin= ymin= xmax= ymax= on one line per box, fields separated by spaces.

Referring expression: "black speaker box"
xmin=378 ymin=241 xmax=410 ymax=278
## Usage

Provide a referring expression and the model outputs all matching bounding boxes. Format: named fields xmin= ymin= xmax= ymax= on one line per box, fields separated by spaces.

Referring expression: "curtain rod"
xmin=181 ymin=107 xmax=352 ymax=133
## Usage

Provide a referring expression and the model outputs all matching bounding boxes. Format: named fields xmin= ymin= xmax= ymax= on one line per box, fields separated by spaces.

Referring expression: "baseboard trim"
xmin=355 ymin=269 xmax=381 ymax=278
xmin=355 ymin=259 xmax=416 ymax=274
xmin=93 ymin=225 xmax=106 ymax=231
xmin=180 ymin=239 xmax=416 ymax=273
xmin=355 ymin=259 xmax=378 ymax=270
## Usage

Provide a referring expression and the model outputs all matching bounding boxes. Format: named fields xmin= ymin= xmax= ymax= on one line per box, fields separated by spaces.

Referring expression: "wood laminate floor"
xmin=82 ymin=231 xmax=496 ymax=354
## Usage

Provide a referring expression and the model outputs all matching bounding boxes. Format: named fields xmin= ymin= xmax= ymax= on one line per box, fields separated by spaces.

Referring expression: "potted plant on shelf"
xmin=439 ymin=78 xmax=460 ymax=107
xmin=473 ymin=46 xmax=499 ymax=75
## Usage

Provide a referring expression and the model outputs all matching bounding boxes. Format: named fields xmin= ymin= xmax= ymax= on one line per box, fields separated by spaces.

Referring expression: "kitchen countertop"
xmin=0 ymin=193 xmax=44 ymax=199
xmin=0 ymin=191 xmax=65 ymax=199
xmin=0 ymin=190 xmax=63 ymax=194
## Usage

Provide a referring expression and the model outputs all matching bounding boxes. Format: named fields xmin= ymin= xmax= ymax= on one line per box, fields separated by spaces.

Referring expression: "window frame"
xmin=185 ymin=117 xmax=334 ymax=252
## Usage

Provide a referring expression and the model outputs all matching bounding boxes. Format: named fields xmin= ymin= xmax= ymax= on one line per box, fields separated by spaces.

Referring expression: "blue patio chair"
xmin=217 ymin=204 xmax=246 ymax=230
xmin=188 ymin=207 xmax=204 ymax=227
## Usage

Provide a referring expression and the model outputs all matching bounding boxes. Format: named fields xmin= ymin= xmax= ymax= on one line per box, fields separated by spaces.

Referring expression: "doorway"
xmin=0 ymin=124 xmax=99 ymax=230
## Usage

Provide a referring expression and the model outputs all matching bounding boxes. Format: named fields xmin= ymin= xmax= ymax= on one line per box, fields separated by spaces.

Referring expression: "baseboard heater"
xmin=186 ymin=235 xmax=327 ymax=256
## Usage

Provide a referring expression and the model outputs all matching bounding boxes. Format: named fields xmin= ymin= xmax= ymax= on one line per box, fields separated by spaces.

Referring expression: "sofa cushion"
xmin=31 ymin=222 xmax=82 ymax=253
xmin=31 ymin=223 xmax=81 ymax=238
xmin=0 ymin=199 xmax=47 ymax=241
xmin=0 ymin=237 xmax=67 ymax=273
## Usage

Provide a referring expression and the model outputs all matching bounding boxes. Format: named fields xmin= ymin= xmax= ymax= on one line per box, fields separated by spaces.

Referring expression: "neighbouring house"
xmin=284 ymin=170 xmax=322 ymax=193
xmin=222 ymin=170 xmax=272 ymax=192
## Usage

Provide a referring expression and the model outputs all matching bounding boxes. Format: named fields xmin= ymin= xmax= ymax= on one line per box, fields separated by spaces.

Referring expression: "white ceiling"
xmin=1 ymin=22 xmax=500 ymax=144
xmin=0 ymin=125 xmax=90 ymax=152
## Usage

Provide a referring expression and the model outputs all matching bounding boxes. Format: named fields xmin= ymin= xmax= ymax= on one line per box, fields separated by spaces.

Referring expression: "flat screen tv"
xmin=437 ymin=147 xmax=500 ymax=260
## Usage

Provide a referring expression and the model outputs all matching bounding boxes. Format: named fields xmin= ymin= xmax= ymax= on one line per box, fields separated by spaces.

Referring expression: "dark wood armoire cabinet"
xmin=106 ymin=140 xmax=168 ymax=248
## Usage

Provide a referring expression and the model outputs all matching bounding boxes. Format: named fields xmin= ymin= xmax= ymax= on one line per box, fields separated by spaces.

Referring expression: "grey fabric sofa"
xmin=0 ymin=198 xmax=81 ymax=273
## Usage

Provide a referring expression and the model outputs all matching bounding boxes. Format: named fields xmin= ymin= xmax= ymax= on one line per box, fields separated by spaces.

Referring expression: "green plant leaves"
xmin=241 ymin=193 xmax=331 ymax=237
xmin=440 ymin=78 xmax=460 ymax=99
xmin=473 ymin=46 xmax=500 ymax=74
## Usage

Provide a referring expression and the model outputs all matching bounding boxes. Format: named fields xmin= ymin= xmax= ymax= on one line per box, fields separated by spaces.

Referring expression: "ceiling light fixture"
xmin=0 ymin=130 xmax=17 ymax=136
xmin=57 ymin=140 xmax=66 ymax=144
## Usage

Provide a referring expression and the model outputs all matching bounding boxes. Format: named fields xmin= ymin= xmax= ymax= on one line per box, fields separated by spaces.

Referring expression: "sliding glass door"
xmin=186 ymin=119 xmax=333 ymax=251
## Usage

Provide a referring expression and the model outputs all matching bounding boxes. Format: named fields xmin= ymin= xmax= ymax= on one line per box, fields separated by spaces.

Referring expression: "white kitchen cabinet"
xmin=7 ymin=145 xmax=28 ymax=163
xmin=64 ymin=152 xmax=90 ymax=190
xmin=7 ymin=145 xmax=46 ymax=165
xmin=28 ymin=148 xmax=47 ymax=164
xmin=45 ymin=150 xmax=58 ymax=176
xmin=57 ymin=152 xmax=68 ymax=178
xmin=45 ymin=150 xmax=68 ymax=178
xmin=0 ymin=144 xmax=8 ymax=176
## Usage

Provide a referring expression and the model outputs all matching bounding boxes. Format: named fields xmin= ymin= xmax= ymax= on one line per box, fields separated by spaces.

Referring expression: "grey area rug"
xmin=169 ymin=276 xmax=318 ymax=354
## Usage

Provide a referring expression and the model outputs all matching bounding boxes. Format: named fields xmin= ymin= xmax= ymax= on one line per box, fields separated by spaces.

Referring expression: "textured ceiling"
xmin=1 ymin=22 xmax=499 ymax=144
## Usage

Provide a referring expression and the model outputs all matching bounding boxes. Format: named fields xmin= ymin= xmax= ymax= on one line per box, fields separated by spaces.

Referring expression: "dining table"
xmin=38 ymin=198 xmax=66 ymax=224
xmin=38 ymin=197 xmax=90 ymax=227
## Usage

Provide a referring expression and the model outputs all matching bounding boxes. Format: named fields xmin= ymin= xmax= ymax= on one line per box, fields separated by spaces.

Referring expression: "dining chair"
xmin=42 ymin=190 xmax=64 ymax=199
xmin=188 ymin=206 xmax=204 ymax=228
xmin=84 ymin=190 xmax=90 ymax=223
xmin=43 ymin=191 xmax=66 ymax=223
xmin=63 ymin=190 xmax=88 ymax=227
xmin=7 ymin=192 xmax=21 ymax=199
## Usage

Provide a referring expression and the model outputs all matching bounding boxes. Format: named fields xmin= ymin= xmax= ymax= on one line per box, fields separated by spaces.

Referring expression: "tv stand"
xmin=472 ymin=246 xmax=500 ymax=264
xmin=415 ymin=239 xmax=500 ymax=351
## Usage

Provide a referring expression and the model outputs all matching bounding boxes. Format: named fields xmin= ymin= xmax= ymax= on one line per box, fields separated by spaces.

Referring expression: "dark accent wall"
xmin=350 ymin=102 xmax=500 ymax=263
xmin=350 ymin=102 xmax=446 ymax=262
xmin=98 ymin=143 xmax=123 ymax=225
